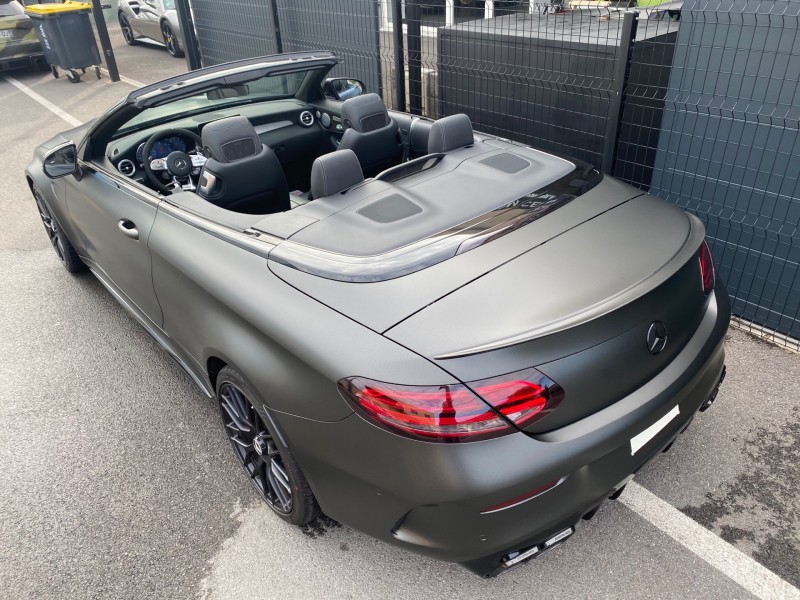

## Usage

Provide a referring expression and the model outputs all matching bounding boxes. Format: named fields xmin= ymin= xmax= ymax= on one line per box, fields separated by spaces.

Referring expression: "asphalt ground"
xmin=1 ymin=40 xmax=799 ymax=600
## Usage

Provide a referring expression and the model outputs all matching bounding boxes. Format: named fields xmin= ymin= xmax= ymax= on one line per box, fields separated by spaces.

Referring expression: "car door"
xmin=136 ymin=0 xmax=162 ymax=41
xmin=65 ymin=164 xmax=164 ymax=327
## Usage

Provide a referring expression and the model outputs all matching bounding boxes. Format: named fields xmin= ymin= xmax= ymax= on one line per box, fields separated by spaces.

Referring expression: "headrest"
xmin=427 ymin=113 xmax=474 ymax=154
xmin=201 ymin=116 xmax=261 ymax=163
xmin=410 ymin=118 xmax=433 ymax=156
xmin=341 ymin=93 xmax=390 ymax=133
xmin=311 ymin=150 xmax=364 ymax=199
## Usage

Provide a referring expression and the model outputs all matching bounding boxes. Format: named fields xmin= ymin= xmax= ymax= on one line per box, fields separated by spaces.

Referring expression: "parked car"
xmin=26 ymin=51 xmax=730 ymax=578
xmin=118 ymin=0 xmax=184 ymax=58
xmin=0 ymin=0 xmax=43 ymax=70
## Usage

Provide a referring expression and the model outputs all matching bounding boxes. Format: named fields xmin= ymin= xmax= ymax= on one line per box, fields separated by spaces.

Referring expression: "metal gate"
xmin=650 ymin=0 xmax=800 ymax=341
xmin=189 ymin=0 xmax=381 ymax=93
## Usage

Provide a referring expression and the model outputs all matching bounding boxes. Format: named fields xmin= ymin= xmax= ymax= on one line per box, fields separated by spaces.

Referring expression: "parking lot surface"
xmin=1 ymin=47 xmax=798 ymax=600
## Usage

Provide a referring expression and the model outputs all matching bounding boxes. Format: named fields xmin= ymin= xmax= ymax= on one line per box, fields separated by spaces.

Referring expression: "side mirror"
xmin=43 ymin=142 xmax=78 ymax=179
xmin=323 ymin=78 xmax=365 ymax=101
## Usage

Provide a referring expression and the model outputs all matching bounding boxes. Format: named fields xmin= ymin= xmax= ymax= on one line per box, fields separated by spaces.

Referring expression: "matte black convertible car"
xmin=26 ymin=52 xmax=729 ymax=577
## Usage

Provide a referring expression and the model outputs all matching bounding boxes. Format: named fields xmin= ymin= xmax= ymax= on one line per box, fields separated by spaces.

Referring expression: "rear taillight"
xmin=337 ymin=368 xmax=563 ymax=443
xmin=699 ymin=240 xmax=716 ymax=295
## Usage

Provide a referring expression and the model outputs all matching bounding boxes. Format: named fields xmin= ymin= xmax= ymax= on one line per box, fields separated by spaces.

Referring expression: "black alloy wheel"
xmin=33 ymin=186 xmax=85 ymax=273
xmin=161 ymin=22 xmax=184 ymax=58
xmin=216 ymin=367 xmax=319 ymax=525
xmin=118 ymin=13 xmax=137 ymax=46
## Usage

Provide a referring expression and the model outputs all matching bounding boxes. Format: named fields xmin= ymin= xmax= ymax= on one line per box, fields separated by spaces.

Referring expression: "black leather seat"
xmin=427 ymin=113 xmax=475 ymax=154
xmin=338 ymin=93 xmax=402 ymax=177
xmin=197 ymin=115 xmax=290 ymax=214
xmin=310 ymin=149 xmax=364 ymax=200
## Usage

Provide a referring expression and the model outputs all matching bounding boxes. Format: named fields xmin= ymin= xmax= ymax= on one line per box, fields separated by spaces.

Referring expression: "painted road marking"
xmin=98 ymin=67 xmax=145 ymax=88
xmin=621 ymin=481 xmax=800 ymax=600
xmin=2 ymin=75 xmax=82 ymax=127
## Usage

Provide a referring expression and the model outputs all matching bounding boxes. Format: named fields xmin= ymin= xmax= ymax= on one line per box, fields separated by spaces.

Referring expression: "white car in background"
xmin=118 ymin=0 xmax=184 ymax=58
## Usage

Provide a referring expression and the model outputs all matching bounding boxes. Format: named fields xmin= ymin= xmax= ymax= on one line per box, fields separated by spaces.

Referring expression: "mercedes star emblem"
xmin=647 ymin=321 xmax=668 ymax=355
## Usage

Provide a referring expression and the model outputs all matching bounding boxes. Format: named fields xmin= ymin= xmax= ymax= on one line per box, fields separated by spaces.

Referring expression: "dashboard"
xmin=107 ymin=99 xmax=340 ymax=191
xmin=135 ymin=135 xmax=193 ymax=165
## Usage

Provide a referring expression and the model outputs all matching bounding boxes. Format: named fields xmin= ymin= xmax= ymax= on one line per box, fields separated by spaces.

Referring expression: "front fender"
xmin=25 ymin=160 xmax=84 ymax=256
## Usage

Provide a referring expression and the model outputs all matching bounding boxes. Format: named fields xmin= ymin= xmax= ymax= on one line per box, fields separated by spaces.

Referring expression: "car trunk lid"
xmin=383 ymin=195 xmax=709 ymax=431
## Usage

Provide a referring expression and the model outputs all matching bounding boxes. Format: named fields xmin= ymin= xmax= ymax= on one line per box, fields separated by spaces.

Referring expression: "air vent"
xmin=117 ymin=159 xmax=136 ymax=177
xmin=299 ymin=110 xmax=314 ymax=127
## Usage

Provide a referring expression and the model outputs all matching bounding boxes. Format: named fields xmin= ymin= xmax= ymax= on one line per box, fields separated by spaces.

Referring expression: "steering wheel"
xmin=142 ymin=128 xmax=204 ymax=194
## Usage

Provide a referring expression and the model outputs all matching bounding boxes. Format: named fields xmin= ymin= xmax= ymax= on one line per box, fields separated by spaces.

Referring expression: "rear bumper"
xmin=276 ymin=283 xmax=730 ymax=576
xmin=0 ymin=45 xmax=45 ymax=71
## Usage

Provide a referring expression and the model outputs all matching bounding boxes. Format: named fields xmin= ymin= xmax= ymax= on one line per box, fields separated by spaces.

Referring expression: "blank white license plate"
xmin=630 ymin=405 xmax=680 ymax=455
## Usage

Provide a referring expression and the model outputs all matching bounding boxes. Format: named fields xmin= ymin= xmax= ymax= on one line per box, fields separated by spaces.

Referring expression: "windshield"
xmin=117 ymin=71 xmax=309 ymax=134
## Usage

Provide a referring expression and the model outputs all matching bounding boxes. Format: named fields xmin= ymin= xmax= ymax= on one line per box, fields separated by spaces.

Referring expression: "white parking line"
xmin=98 ymin=67 xmax=145 ymax=88
xmin=2 ymin=75 xmax=82 ymax=127
xmin=621 ymin=481 xmax=800 ymax=600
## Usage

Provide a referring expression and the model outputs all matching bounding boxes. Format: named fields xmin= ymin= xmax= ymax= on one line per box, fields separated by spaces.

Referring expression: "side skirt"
xmin=85 ymin=262 xmax=214 ymax=398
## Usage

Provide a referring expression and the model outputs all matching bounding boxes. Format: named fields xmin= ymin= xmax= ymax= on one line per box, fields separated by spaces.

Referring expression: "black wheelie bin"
xmin=26 ymin=1 xmax=100 ymax=82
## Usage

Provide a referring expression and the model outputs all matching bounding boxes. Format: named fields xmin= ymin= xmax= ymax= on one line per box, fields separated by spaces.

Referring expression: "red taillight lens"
xmin=473 ymin=369 xmax=564 ymax=429
xmin=337 ymin=368 xmax=563 ymax=442
xmin=699 ymin=239 xmax=716 ymax=295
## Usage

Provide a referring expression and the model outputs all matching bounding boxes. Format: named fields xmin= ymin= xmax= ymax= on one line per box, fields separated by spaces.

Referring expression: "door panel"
xmin=138 ymin=0 xmax=162 ymax=40
xmin=66 ymin=166 xmax=163 ymax=326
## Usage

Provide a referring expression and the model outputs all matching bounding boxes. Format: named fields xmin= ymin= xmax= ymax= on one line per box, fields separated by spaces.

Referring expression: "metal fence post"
xmin=602 ymin=10 xmax=638 ymax=175
xmin=269 ymin=0 xmax=283 ymax=54
xmin=406 ymin=0 xmax=422 ymax=115
xmin=175 ymin=0 xmax=202 ymax=70
xmin=90 ymin=0 xmax=118 ymax=82
xmin=391 ymin=0 xmax=406 ymax=112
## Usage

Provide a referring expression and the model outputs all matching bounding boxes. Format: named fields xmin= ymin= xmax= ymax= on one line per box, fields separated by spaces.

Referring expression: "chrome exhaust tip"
xmin=699 ymin=365 xmax=726 ymax=412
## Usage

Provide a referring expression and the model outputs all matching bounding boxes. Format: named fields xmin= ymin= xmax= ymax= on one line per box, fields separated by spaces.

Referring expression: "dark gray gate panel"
xmin=651 ymin=0 xmax=800 ymax=339
xmin=190 ymin=0 xmax=278 ymax=66
xmin=613 ymin=30 xmax=677 ymax=188
xmin=275 ymin=0 xmax=381 ymax=95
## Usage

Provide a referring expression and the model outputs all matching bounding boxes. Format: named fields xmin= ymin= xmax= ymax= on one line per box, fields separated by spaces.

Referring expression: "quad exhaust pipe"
xmin=499 ymin=527 xmax=575 ymax=572
xmin=699 ymin=365 xmax=726 ymax=412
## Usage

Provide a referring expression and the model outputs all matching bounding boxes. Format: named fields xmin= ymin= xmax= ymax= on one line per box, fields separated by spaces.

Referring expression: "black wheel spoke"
xmin=229 ymin=387 xmax=253 ymax=430
xmin=220 ymin=396 xmax=249 ymax=432
xmin=229 ymin=434 xmax=250 ymax=448
xmin=267 ymin=466 xmax=291 ymax=511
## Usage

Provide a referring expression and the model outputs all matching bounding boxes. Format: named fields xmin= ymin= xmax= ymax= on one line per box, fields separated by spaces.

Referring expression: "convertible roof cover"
xmin=262 ymin=139 xmax=600 ymax=282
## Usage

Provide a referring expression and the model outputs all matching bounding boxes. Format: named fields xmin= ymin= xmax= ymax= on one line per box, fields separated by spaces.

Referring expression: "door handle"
xmin=118 ymin=219 xmax=139 ymax=240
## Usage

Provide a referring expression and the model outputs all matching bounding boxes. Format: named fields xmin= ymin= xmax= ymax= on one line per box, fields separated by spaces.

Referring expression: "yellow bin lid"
xmin=26 ymin=1 xmax=92 ymax=15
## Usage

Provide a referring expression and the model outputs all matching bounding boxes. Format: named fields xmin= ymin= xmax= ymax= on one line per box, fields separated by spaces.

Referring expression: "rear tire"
xmin=161 ymin=22 xmax=184 ymax=58
xmin=216 ymin=366 xmax=320 ymax=526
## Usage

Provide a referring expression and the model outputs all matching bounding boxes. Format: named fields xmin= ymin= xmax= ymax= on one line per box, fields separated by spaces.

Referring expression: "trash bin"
xmin=26 ymin=1 xmax=100 ymax=83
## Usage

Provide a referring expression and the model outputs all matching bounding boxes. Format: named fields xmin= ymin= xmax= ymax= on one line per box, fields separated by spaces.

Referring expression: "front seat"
xmin=197 ymin=115 xmax=290 ymax=214
xmin=338 ymin=93 xmax=401 ymax=177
